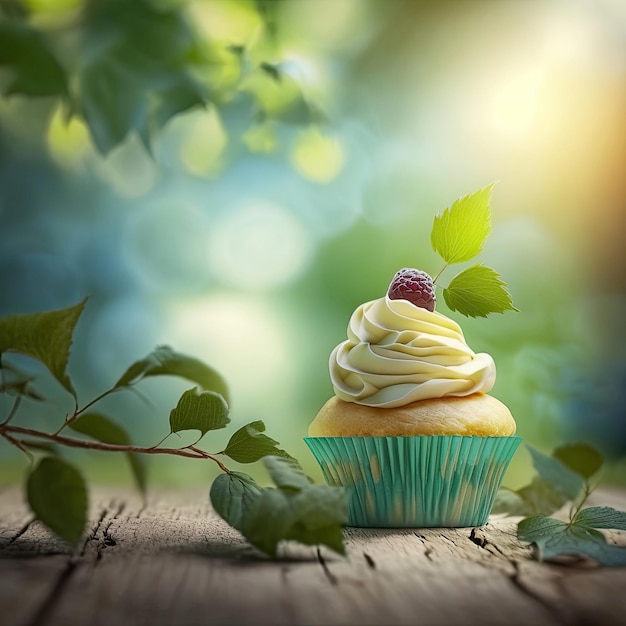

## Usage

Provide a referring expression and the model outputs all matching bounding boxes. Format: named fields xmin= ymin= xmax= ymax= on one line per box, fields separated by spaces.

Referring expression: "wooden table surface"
xmin=1 ymin=486 xmax=625 ymax=626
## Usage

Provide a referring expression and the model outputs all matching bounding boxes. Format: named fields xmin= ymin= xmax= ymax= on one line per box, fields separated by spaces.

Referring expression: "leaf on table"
xmin=169 ymin=387 xmax=230 ymax=438
xmin=222 ymin=420 xmax=293 ymax=464
xmin=443 ymin=264 xmax=518 ymax=318
xmin=114 ymin=345 xmax=229 ymax=405
xmin=518 ymin=515 xmax=626 ymax=566
xmin=263 ymin=455 xmax=310 ymax=492
xmin=526 ymin=445 xmax=584 ymax=501
xmin=209 ymin=471 xmax=263 ymax=531
xmin=430 ymin=184 xmax=493 ymax=264
xmin=0 ymin=21 xmax=67 ymax=98
xmin=491 ymin=487 xmax=532 ymax=516
xmin=574 ymin=506 xmax=626 ymax=531
xmin=210 ymin=456 xmax=348 ymax=557
xmin=288 ymin=484 xmax=347 ymax=555
xmin=491 ymin=444 xmax=596 ymax=518
xmin=0 ymin=299 xmax=86 ymax=399
xmin=552 ymin=443 xmax=604 ymax=480
xmin=514 ymin=477 xmax=570 ymax=516
xmin=240 ymin=488 xmax=294 ymax=557
xmin=493 ymin=478 xmax=570 ymax=518
xmin=26 ymin=456 xmax=88 ymax=545
xmin=69 ymin=413 xmax=146 ymax=494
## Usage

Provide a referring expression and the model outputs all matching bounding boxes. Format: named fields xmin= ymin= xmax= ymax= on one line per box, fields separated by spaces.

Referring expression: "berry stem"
xmin=432 ymin=263 xmax=448 ymax=285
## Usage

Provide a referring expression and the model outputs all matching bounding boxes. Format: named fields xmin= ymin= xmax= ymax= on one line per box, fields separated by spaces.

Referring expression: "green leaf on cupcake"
xmin=431 ymin=184 xmax=493 ymax=264
xmin=428 ymin=184 xmax=518 ymax=318
xmin=442 ymin=264 xmax=518 ymax=318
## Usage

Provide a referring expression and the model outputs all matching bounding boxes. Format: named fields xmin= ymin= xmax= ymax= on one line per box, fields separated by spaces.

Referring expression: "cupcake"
xmin=305 ymin=268 xmax=521 ymax=528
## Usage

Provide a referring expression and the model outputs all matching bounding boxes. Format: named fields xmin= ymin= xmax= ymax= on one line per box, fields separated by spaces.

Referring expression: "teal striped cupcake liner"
xmin=304 ymin=435 xmax=521 ymax=528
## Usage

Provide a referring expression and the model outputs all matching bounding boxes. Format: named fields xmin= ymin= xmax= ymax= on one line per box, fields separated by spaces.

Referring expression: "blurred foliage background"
xmin=1 ymin=0 xmax=625 ymax=488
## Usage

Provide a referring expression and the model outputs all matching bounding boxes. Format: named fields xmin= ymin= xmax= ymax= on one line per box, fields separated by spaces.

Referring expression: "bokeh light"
xmin=207 ymin=201 xmax=314 ymax=291
xmin=165 ymin=292 xmax=293 ymax=411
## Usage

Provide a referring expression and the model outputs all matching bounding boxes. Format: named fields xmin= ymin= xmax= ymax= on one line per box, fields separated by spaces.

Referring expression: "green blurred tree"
xmin=0 ymin=0 xmax=324 ymax=155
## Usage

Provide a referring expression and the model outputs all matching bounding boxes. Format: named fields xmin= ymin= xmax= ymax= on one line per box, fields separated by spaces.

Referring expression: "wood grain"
xmin=1 ymin=486 xmax=625 ymax=626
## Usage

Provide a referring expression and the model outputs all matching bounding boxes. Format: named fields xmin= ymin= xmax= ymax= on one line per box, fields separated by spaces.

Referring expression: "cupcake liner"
xmin=304 ymin=435 xmax=522 ymax=528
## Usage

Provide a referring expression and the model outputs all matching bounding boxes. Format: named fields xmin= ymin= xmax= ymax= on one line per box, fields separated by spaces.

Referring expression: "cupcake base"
xmin=304 ymin=435 xmax=521 ymax=528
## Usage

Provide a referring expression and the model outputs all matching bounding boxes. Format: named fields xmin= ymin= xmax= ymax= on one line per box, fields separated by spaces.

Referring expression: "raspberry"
xmin=387 ymin=268 xmax=436 ymax=312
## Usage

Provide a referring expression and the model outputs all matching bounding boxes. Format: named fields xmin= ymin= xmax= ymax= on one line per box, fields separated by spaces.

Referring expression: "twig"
xmin=1 ymin=395 xmax=22 ymax=426
xmin=188 ymin=445 xmax=230 ymax=472
xmin=0 ymin=424 xmax=228 ymax=469
xmin=1 ymin=430 xmax=34 ymax=463
xmin=74 ymin=387 xmax=121 ymax=418
xmin=569 ymin=481 xmax=593 ymax=525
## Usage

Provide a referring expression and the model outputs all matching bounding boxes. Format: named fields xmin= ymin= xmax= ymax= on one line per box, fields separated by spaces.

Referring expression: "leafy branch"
xmin=0 ymin=300 xmax=347 ymax=555
xmin=428 ymin=184 xmax=518 ymax=318
xmin=0 ymin=423 xmax=231 ymax=465
xmin=0 ymin=0 xmax=326 ymax=156
xmin=493 ymin=443 xmax=626 ymax=566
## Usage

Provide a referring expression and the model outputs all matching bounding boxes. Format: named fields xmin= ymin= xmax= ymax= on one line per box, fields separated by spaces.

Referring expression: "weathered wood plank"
xmin=1 ymin=487 xmax=625 ymax=626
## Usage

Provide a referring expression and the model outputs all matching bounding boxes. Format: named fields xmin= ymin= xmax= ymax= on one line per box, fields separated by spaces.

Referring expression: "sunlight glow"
xmin=208 ymin=202 xmax=313 ymax=291
xmin=46 ymin=105 xmax=91 ymax=166
xmin=180 ymin=108 xmax=228 ymax=176
xmin=97 ymin=135 xmax=158 ymax=198
xmin=291 ymin=128 xmax=345 ymax=183
xmin=166 ymin=293 xmax=291 ymax=403
xmin=123 ymin=200 xmax=212 ymax=292
xmin=490 ymin=71 xmax=542 ymax=135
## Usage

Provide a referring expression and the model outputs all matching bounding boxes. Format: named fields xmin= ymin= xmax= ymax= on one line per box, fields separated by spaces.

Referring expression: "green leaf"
xmin=430 ymin=185 xmax=494 ymax=264
xmin=0 ymin=363 xmax=44 ymax=401
xmin=0 ymin=299 xmax=86 ymax=398
xmin=209 ymin=471 xmax=263 ymax=531
xmin=289 ymin=485 xmax=347 ymax=555
xmin=518 ymin=515 xmax=626 ymax=566
xmin=286 ymin=522 xmax=346 ymax=556
xmin=222 ymin=420 xmax=293 ymax=464
xmin=114 ymin=345 xmax=229 ymax=405
xmin=69 ymin=413 xmax=146 ymax=494
xmin=272 ymin=96 xmax=326 ymax=126
xmin=443 ymin=264 xmax=518 ymax=318
xmin=553 ymin=443 xmax=604 ymax=480
xmin=527 ymin=445 xmax=584 ymax=502
xmin=80 ymin=56 xmax=149 ymax=155
xmin=169 ymin=387 xmax=229 ymax=437
xmin=240 ymin=488 xmax=293 ymax=557
xmin=491 ymin=444 xmax=605 ymax=518
xmin=518 ymin=515 xmax=569 ymax=541
xmin=491 ymin=487 xmax=533 ymax=516
xmin=263 ymin=455 xmax=311 ymax=492
xmin=78 ymin=0 xmax=205 ymax=154
xmin=0 ymin=21 xmax=67 ymax=97
xmin=210 ymin=456 xmax=348 ymax=557
xmin=152 ymin=74 xmax=207 ymax=130
xmin=260 ymin=62 xmax=281 ymax=82
xmin=26 ymin=457 xmax=87 ymax=545
xmin=515 ymin=478 xmax=569 ymax=516
xmin=235 ymin=480 xmax=347 ymax=557
xmin=574 ymin=507 xmax=626 ymax=530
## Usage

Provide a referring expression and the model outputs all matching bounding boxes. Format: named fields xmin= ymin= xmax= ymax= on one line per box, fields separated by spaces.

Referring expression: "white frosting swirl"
xmin=330 ymin=296 xmax=496 ymax=408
